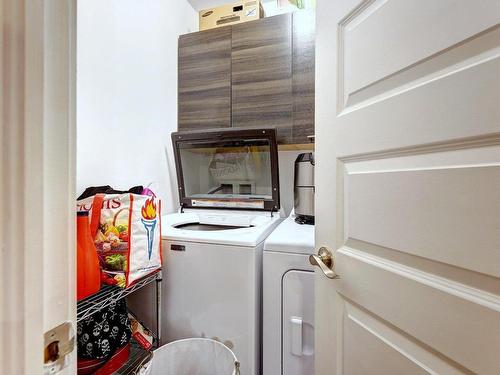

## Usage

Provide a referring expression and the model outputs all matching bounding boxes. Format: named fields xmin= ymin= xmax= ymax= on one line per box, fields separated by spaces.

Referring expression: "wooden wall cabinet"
xmin=291 ymin=10 xmax=315 ymax=144
xmin=232 ymin=14 xmax=293 ymax=143
xmin=178 ymin=12 xmax=315 ymax=144
xmin=178 ymin=27 xmax=232 ymax=130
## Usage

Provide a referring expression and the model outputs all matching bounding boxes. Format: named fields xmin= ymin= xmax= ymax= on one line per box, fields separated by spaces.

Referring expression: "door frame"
xmin=1 ymin=0 xmax=77 ymax=373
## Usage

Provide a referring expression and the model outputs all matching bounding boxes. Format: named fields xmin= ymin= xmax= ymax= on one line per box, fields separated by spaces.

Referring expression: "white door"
xmin=0 ymin=1 xmax=77 ymax=373
xmin=314 ymin=1 xmax=500 ymax=374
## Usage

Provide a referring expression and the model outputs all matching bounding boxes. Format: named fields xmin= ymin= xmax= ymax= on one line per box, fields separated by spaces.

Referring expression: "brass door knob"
xmin=309 ymin=247 xmax=339 ymax=279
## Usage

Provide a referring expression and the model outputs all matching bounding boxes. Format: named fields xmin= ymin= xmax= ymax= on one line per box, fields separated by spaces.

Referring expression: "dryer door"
xmin=283 ymin=270 xmax=315 ymax=375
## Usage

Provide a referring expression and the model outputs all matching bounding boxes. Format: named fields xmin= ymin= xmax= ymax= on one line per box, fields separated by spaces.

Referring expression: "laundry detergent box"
xmin=199 ymin=0 xmax=264 ymax=31
xmin=77 ymin=193 xmax=162 ymax=287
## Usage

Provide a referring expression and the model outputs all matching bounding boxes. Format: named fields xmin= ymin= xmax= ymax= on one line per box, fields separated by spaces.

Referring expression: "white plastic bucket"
xmin=139 ymin=338 xmax=240 ymax=375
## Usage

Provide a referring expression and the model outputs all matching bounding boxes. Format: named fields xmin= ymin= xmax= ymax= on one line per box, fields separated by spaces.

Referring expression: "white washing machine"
xmin=162 ymin=128 xmax=282 ymax=375
xmin=263 ymin=212 xmax=315 ymax=375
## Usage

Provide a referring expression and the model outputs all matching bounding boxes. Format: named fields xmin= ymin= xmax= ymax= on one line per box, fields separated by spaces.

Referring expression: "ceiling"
xmin=188 ymin=0 xmax=276 ymax=11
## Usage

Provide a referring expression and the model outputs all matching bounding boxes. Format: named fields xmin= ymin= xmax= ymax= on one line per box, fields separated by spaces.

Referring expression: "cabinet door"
xmin=231 ymin=14 xmax=293 ymax=143
xmin=292 ymin=10 xmax=315 ymax=144
xmin=178 ymin=27 xmax=231 ymax=131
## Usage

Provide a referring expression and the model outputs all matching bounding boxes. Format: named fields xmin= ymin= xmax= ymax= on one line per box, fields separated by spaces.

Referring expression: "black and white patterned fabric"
xmin=77 ymin=299 xmax=132 ymax=360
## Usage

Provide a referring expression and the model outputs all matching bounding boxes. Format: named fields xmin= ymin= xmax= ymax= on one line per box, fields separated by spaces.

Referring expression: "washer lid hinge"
xmin=270 ymin=206 xmax=277 ymax=218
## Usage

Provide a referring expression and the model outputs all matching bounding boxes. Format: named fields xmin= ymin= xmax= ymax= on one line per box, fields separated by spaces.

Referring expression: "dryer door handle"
xmin=290 ymin=317 xmax=303 ymax=356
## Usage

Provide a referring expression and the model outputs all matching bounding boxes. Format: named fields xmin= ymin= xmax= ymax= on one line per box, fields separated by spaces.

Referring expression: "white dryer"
xmin=263 ymin=212 xmax=315 ymax=375
xmin=162 ymin=128 xmax=282 ymax=375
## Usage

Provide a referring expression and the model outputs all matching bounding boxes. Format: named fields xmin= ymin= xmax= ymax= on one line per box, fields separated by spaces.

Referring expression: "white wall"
xmin=77 ymin=0 xmax=198 ymax=214
xmin=77 ymin=1 xmax=308 ymax=216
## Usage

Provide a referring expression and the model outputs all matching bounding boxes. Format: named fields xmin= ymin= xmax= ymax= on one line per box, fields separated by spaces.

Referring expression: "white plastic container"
xmin=139 ymin=338 xmax=240 ymax=375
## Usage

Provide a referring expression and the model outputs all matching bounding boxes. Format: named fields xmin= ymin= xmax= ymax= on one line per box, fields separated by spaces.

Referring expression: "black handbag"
xmin=77 ymin=185 xmax=143 ymax=201
xmin=77 ymin=299 xmax=132 ymax=360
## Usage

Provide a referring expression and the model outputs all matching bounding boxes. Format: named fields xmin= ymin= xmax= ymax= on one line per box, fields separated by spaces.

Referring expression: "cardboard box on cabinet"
xmin=199 ymin=0 xmax=264 ymax=31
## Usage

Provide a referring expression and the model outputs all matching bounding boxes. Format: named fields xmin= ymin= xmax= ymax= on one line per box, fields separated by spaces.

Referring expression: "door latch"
xmin=43 ymin=321 xmax=75 ymax=374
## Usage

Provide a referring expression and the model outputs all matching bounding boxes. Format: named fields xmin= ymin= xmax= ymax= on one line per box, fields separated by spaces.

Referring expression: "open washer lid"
xmin=171 ymin=128 xmax=280 ymax=212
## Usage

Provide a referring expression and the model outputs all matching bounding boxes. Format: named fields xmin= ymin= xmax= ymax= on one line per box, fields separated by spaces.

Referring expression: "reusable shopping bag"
xmin=77 ymin=192 xmax=162 ymax=287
